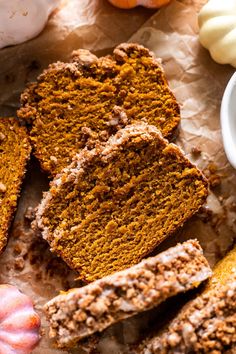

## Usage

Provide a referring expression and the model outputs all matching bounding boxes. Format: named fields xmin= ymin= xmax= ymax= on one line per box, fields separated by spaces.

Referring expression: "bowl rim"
xmin=220 ymin=71 xmax=236 ymax=169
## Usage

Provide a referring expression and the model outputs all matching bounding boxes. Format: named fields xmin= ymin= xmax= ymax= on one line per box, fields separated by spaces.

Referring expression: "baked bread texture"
xmin=18 ymin=43 xmax=180 ymax=176
xmin=36 ymin=123 xmax=208 ymax=282
xmin=44 ymin=240 xmax=211 ymax=349
xmin=0 ymin=118 xmax=31 ymax=253
xmin=140 ymin=245 xmax=236 ymax=353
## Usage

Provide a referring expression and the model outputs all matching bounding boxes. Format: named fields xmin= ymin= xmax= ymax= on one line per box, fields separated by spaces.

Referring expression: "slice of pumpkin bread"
xmin=18 ymin=43 xmax=180 ymax=176
xmin=140 ymin=246 xmax=236 ymax=354
xmin=44 ymin=240 xmax=212 ymax=349
xmin=36 ymin=123 xmax=208 ymax=282
xmin=0 ymin=118 xmax=31 ymax=253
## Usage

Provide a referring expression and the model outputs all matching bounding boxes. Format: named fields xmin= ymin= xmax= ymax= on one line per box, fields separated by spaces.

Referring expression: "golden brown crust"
xmin=18 ymin=43 xmax=180 ymax=176
xmin=0 ymin=118 xmax=31 ymax=253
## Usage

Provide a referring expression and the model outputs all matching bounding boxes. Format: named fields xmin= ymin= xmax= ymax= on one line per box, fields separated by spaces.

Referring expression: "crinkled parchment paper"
xmin=0 ymin=0 xmax=235 ymax=353
xmin=130 ymin=0 xmax=236 ymax=266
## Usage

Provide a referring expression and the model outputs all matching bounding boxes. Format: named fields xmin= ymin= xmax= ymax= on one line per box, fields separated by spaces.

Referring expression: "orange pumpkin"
xmin=108 ymin=0 xmax=171 ymax=8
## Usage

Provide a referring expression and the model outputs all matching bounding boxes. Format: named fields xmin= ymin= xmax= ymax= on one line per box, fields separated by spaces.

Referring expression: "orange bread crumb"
xmin=0 ymin=118 xmax=31 ymax=252
xmin=207 ymin=244 xmax=236 ymax=289
xmin=18 ymin=43 xmax=180 ymax=176
xmin=36 ymin=123 xmax=208 ymax=282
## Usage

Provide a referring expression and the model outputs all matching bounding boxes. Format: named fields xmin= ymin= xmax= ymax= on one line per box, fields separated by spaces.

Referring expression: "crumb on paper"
xmin=24 ymin=206 xmax=36 ymax=221
xmin=13 ymin=243 xmax=23 ymax=255
xmin=14 ymin=256 xmax=25 ymax=271
xmin=191 ymin=146 xmax=202 ymax=156
xmin=204 ymin=163 xmax=222 ymax=189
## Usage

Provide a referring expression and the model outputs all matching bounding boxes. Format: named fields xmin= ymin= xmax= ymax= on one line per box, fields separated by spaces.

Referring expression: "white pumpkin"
xmin=198 ymin=0 xmax=236 ymax=67
xmin=0 ymin=0 xmax=60 ymax=49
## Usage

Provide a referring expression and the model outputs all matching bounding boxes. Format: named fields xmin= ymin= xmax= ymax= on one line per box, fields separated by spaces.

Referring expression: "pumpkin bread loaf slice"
xmin=18 ymin=43 xmax=180 ymax=176
xmin=36 ymin=123 xmax=208 ymax=282
xmin=140 ymin=245 xmax=236 ymax=354
xmin=44 ymin=240 xmax=212 ymax=349
xmin=0 ymin=118 xmax=31 ymax=253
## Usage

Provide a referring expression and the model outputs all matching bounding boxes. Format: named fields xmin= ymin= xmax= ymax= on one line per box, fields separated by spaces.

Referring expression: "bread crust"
xmin=44 ymin=240 xmax=211 ymax=349
xmin=18 ymin=43 xmax=180 ymax=176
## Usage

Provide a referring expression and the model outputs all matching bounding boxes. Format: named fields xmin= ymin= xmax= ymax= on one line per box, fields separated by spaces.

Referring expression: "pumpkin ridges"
xmin=198 ymin=0 xmax=236 ymax=67
xmin=0 ymin=285 xmax=40 ymax=354
xmin=108 ymin=0 xmax=171 ymax=9
xmin=108 ymin=0 xmax=137 ymax=8
xmin=1 ymin=310 xmax=40 ymax=332
xmin=0 ymin=332 xmax=39 ymax=350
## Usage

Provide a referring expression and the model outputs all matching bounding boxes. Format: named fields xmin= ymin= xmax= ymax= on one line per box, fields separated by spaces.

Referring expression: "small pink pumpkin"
xmin=108 ymin=0 xmax=171 ymax=9
xmin=0 ymin=285 xmax=41 ymax=354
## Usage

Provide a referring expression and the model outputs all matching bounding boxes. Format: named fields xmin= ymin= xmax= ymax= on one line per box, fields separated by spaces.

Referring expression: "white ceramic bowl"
xmin=221 ymin=72 xmax=236 ymax=169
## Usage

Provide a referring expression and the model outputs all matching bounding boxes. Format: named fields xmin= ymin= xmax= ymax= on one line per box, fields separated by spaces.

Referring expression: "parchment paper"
xmin=0 ymin=0 xmax=235 ymax=353
xmin=129 ymin=0 xmax=236 ymax=266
